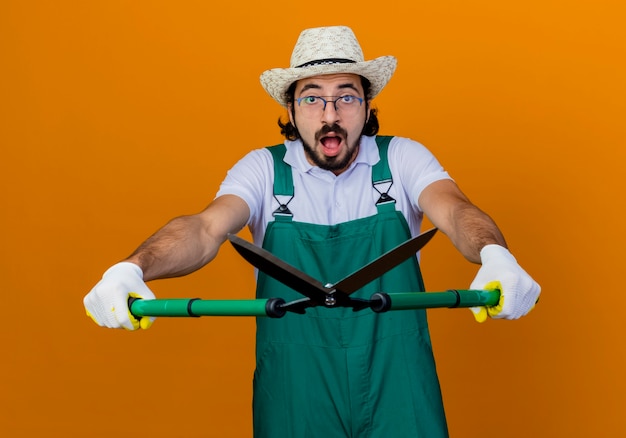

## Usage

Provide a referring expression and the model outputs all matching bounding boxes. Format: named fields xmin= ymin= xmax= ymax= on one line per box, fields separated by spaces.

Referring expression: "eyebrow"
xmin=299 ymin=82 xmax=360 ymax=94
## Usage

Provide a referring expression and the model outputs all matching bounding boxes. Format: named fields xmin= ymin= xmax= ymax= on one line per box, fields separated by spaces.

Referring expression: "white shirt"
xmin=216 ymin=135 xmax=451 ymax=247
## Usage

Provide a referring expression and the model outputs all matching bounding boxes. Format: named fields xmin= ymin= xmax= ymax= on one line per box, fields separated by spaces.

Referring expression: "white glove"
xmin=469 ymin=245 xmax=540 ymax=323
xmin=83 ymin=262 xmax=156 ymax=330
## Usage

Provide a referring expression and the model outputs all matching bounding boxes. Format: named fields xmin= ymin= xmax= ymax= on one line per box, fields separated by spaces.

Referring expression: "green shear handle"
xmin=129 ymin=289 xmax=500 ymax=319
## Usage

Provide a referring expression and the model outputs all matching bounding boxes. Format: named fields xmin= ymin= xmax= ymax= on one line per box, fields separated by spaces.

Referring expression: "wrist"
xmin=479 ymin=244 xmax=516 ymax=265
xmin=103 ymin=261 xmax=144 ymax=279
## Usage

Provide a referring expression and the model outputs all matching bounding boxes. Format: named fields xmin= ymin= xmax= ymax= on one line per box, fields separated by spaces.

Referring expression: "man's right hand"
xmin=83 ymin=262 xmax=156 ymax=330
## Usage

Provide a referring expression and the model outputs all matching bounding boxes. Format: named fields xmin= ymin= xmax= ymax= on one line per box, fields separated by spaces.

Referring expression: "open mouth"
xmin=320 ymin=135 xmax=343 ymax=157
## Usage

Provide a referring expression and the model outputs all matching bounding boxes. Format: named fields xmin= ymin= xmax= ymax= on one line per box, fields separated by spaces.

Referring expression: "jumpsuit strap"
xmin=266 ymin=144 xmax=294 ymax=220
xmin=372 ymin=136 xmax=397 ymax=212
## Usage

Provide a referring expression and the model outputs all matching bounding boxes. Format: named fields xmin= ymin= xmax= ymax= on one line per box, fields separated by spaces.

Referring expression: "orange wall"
xmin=2 ymin=1 xmax=625 ymax=436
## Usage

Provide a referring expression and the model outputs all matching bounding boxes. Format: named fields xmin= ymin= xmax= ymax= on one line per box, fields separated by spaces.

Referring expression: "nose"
xmin=321 ymin=100 xmax=340 ymax=124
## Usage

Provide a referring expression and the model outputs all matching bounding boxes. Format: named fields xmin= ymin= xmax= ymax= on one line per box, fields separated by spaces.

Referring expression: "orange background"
xmin=1 ymin=1 xmax=625 ymax=436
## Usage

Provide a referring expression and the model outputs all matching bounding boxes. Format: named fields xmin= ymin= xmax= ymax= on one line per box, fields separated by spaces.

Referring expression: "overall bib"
xmin=252 ymin=137 xmax=448 ymax=438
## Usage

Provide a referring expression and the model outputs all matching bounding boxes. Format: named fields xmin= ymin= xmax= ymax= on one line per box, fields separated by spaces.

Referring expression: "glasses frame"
xmin=295 ymin=95 xmax=364 ymax=113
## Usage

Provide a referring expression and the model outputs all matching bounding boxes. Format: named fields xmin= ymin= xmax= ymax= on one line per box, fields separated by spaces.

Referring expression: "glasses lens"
xmin=336 ymin=96 xmax=361 ymax=112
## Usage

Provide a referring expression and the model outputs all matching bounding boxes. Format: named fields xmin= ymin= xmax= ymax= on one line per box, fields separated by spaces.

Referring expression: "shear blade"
xmin=227 ymin=234 xmax=330 ymax=305
xmin=332 ymin=227 xmax=438 ymax=295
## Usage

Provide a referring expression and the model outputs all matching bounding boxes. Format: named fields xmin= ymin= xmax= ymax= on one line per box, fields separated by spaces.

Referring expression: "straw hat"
xmin=260 ymin=26 xmax=397 ymax=107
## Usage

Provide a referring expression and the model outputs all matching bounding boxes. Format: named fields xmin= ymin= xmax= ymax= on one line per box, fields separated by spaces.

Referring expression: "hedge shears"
xmin=129 ymin=228 xmax=499 ymax=319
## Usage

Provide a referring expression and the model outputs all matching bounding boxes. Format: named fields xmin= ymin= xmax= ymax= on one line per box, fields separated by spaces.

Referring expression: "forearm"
xmin=124 ymin=195 xmax=250 ymax=281
xmin=445 ymin=203 xmax=507 ymax=264
xmin=419 ymin=180 xmax=507 ymax=264
xmin=124 ymin=214 xmax=219 ymax=281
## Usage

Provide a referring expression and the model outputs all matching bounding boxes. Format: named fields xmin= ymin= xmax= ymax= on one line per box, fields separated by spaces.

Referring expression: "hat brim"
xmin=260 ymin=56 xmax=397 ymax=107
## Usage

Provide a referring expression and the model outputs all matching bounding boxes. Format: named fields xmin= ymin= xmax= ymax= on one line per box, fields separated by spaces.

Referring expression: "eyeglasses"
xmin=295 ymin=95 xmax=364 ymax=116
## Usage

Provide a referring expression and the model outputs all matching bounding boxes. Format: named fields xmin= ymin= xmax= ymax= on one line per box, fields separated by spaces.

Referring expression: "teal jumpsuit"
xmin=252 ymin=137 xmax=448 ymax=437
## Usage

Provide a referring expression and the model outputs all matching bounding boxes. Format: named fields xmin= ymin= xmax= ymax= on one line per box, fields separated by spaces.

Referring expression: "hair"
xmin=278 ymin=76 xmax=380 ymax=141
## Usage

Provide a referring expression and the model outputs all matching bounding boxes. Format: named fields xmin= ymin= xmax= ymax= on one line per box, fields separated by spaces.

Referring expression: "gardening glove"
xmin=469 ymin=244 xmax=540 ymax=323
xmin=83 ymin=262 xmax=156 ymax=330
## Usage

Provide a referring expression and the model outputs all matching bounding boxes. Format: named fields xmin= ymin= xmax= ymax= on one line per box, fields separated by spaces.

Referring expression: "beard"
xmin=301 ymin=123 xmax=360 ymax=173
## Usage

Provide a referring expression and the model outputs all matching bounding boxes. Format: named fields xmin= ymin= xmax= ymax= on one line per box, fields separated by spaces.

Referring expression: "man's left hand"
xmin=469 ymin=245 xmax=541 ymax=323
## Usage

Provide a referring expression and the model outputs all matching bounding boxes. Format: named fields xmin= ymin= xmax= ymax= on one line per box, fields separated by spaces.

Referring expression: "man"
xmin=84 ymin=26 xmax=540 ymax=437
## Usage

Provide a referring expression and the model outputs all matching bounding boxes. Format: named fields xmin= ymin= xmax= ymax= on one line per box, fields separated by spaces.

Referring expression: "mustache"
xmin=315 ymin=124 xmax=348 ymax=142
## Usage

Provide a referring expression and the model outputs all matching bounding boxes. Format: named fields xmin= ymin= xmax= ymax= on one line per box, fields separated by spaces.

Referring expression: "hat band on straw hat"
xmin=296 ymin=58 xmax=356 ymax=68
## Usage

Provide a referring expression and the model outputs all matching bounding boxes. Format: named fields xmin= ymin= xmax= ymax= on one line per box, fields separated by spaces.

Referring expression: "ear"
xmin=287 ymin=102 xmax=295 ymax=125
xmin=365 ymin=100 xmax=372 ymax=123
